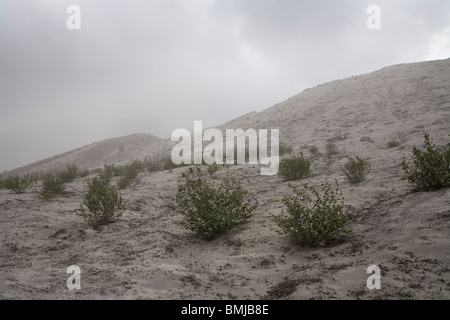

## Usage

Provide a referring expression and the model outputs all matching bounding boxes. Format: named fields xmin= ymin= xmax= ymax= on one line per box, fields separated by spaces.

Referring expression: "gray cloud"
xmin=1 ymin=0 xmax=449 ymax=171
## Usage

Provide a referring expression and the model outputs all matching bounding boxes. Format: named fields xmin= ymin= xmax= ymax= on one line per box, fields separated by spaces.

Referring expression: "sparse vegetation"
xmin=38 ymin=173 xmax=65 ymax=200
xmin=79 ymin=169 xmax=90 ymax=178
xmin=2 ymin=174 xmax=34 ymax=194
xmin=274 ymin=180 xmax=350 ymax=247
xmin=401 ymin=132 xmax=450 ymax=192
xmin=89 ymin=168 xmax=104 ymax=175
xmin=342 ymin=155 xmax=371 ymax=184
xmin=278 ymin=153 xmax=311 ymax=181
xmin=58 ymin=164 xmax=79 ymax=183
xmin=173 ymin=167 xmax=258 ymax=240
xmin=117 ymin=160 xmax=142 ymax=189
xmin=279 ymin=144 xmax=293 ymax=156
xmin=387 ymin=139 xmax=400 ymax=148
xmin=144 ymin=157 xmax=162 ymax=172
xmin=206 ymin=163 xmax=220 ymax=176
xmin=103 ymin=164 xmax=123 ymax=178
xmin=325 ymin=142 xmax=338 ymax=157
xmin=162 ymin=156 xmax=186 ymax=171
xmin=223 ymin=145 xmax=254 ymax=164
xmin=79 ymin=175 xmax=125 ymax=228
xmin=308 ymin=145 xmax=320 ymax=157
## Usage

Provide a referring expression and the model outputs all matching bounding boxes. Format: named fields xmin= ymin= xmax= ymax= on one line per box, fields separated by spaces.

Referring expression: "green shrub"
xmin=79 ymin=175 xmax=125 ymax=228
xmin=274 ymin=180 xmax=350 ymax=247
xmin=279 ymin=144 xmax=293 ymax=156
xmin=401 ymin=133 xmax=450 ymax=192
xmin=38 ymin=173 xmax=65 ymax=200
xmin=325 ymin=142 xmax=338 ymax=157
xmin=58 ymin=164 xmax=79 ymax=183
xmin=387 ymin=139 xmax=400 ymax=148
xmin=342 ymin=155 xmax=371 ymax=184
xmin=3 ymin=174 xmax=34 ymax=193
xmin=117 ymin=160 xmax=142 ymax=189
xmin=279 ymin=153 xmax=311 ymax=181
xmin=308 ymin=145 xmax=320 ymax=157
xmin=174 ymin=167 xmax=258 ymax=240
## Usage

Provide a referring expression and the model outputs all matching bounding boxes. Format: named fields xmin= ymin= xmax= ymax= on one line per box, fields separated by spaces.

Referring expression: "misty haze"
xmin=0 ymin=0 xmax=449 ymax=303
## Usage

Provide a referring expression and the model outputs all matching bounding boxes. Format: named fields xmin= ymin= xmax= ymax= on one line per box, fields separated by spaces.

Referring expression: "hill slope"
xmin=4 ymin=133 xmax=169 ymax=176
xmin=6 ymin=59 xmax=450 ymax=175
xmin=0 ymin=59 xmax=449 ymax=300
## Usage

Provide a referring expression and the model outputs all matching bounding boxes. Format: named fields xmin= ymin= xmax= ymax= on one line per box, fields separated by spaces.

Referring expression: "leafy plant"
xmin=79 ymin=175 xmax=126 ymax=228
xmin=325 ymin=142 xmax=338 ymax=158
xmin=174 ymin=167 xmax=258 ymax=240
xmin=274 ymin=180 xmax=350 ymax=247
xmin=342 ymin=155 xmax=371 ymax=184
xmin=38 ymin=173 xmax=65 ymax=200
xmin=278 ymin=152 xmax=311 ymax=181
xmin=3 ymin=174 xmax=34 ymax=193
xmin=401 ymin=132 xmax=450 ymax=192
xmin=387 ymin=139 xmax=400 ymax=148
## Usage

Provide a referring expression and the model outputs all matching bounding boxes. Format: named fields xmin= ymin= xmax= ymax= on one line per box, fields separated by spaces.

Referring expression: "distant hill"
xmin=4 ymin=133 xmax=170 ymax=176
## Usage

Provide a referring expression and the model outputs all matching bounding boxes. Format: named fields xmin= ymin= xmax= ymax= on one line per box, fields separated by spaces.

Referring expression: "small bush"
xmin=401 ymin=133 xmax=450 ymax=192
xmin=38 ymin=173 xmax=65 ymax=200
xmin=117 ymin=160 xmax=142 ymax=189
xmin=387 ymin=139 xmax=400 ymax=148
xmin=308 ymin=145 xmax=320 ymax=157
xmin=79 ymin=175 xmax=125 ymax=228
xmin=279 ymin=153 xmax=311 ymax=181
xmin=3 ymin=174 xmax=34 ymax=193
xmin=325 ymin=142 xmax=338 ymax=157
xmin=279 ymin=144 xmax=293 ymax=156
xmin=274 ymin=180 xmax=351 ymax=247
xmin=342 ymin=155 xmax=371 ymax=184
xmin=58 ymin=164 xmax=79 ymax=183
xmin=174 ymin=167 xmax=258 ymax=240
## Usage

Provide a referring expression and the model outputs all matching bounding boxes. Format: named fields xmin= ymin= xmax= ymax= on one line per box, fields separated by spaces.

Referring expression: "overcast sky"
xmin=0 ymin=0 xmax=449 ymax=171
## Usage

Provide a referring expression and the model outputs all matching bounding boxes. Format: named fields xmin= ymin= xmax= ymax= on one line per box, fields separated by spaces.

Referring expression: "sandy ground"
xmin=0 ymin=59 xmax=449 ymax=299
